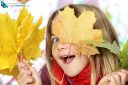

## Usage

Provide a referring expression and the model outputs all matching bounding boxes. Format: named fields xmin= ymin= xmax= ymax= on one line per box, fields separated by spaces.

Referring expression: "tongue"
xmin=66 ymin=57 xmax=74 ymax=64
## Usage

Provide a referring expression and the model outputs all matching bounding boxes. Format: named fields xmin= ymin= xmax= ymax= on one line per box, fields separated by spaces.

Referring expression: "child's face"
xmin=51 ymin=35 xmax=89 ymax=77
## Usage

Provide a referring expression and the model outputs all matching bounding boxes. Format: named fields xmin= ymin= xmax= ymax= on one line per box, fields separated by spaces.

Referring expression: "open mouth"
xmin=60 ymin=55 xmax=75 ymax=64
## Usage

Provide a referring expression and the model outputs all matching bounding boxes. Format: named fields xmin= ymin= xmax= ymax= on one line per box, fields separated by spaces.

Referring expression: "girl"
xmin=17 ymin=4 xmax=128 ymax=85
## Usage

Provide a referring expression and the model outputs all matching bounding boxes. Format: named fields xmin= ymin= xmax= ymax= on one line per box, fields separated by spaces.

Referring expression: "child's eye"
xmin=51 ymin=36 xmax=59 ymax=43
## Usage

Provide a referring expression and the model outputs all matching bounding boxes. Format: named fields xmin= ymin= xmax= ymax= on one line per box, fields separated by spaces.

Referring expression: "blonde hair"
xmin=46 ymin=4 xmax=119 ymax=85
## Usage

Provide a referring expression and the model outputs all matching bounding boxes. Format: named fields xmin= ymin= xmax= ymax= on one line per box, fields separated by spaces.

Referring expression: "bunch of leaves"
xmin=0 ymin=7 xmax=45 ymax=76
xmin=87 ymin=40 xmax=128 ymax=69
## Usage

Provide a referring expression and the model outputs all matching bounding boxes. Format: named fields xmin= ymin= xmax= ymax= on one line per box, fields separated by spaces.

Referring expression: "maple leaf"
xmin=52 ymin=6 xmax=103 ymax=57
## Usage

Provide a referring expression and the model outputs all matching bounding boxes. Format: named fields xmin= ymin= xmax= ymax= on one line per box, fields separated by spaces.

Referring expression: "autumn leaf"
xmin=52 ymin=6 xmax=103 ymax=44
xmin=0 ymin=7 xmax=45 ymax=76
xmin=52 ymin=6 xmax=103 ymax=57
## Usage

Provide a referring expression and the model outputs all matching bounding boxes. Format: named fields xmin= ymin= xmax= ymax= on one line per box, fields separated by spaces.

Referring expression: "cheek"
xmin=52 ymin=44 xmax=58 ymax=59
xmin=71 ymin=54 xmax=89 ymax=66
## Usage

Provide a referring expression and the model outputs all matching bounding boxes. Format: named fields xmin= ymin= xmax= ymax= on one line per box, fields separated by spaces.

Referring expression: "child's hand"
xmin=98 ymin=69 xmax=128 ymax=85
xmin=17 ymin=59 xmax=42 ymax=85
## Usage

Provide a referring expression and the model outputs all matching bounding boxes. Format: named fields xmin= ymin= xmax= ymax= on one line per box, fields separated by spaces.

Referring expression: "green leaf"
xmin=85 ymin=40 xmax=120 ymax=55
xmin=120 ymin=40 xmax=128 ymax=68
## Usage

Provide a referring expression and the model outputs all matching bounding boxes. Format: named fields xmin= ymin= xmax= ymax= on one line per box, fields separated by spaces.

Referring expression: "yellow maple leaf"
xmin=0 ymin=7 xmax=45 ymax=76
xmin=52 ymin=6 xmax=103 ymax=57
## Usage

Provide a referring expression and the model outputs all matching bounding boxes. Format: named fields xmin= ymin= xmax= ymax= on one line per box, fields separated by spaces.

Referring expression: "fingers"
xmin=18 ymin=54 xmax=28 ymax=70
xmin=18 ymin=61 xmax=29 ymax=71
xmin=98 ymin=69 xmax=128 ymax=85
xmin=29 ymin=66 xmax=42 ymax=85
xmin=108 ymin=73 xmax=121 ymax=85
xmin=18 ymin=75 xmax=34 ymax=85
xmin=117 ymin=69 xmax=128 ymax=85
xmin=17 ymin=59 xmax=34 ymax=85
xmin=21 ymin=59 xmax=39 ymax=80
xmin=17 ymin=58 xmax=42 ymax=85
xmin=17 ymin=69 xmax=34 ymax=85
xmin=107 ymin=69 xmax=128 ymax=85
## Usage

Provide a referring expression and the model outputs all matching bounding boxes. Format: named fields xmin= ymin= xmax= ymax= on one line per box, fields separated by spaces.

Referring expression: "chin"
xmin=65 ymin=70 xmax=80 ymax=77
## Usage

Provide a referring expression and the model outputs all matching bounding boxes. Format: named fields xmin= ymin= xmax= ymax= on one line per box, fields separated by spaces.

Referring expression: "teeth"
xmin=61 ymin=55 xmax=75 ymax=64
xmin=63 ymin=55 xmax=68 ymax=58
xmin=60 ymin=55 xmax=75 ymax=59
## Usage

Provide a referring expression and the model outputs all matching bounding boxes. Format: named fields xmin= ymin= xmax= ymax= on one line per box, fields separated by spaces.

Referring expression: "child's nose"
xmin=57 ymin=43 xmax=70 ymax=50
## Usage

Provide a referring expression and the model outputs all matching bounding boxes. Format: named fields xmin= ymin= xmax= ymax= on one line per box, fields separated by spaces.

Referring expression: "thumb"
xmin=23 ymin=60 xmax=39 ymax=78
xmin=30 ymin=67 xmax=39 ymax=79
xmin=22 ymin=59 xmax=42 ymax=85
xmin=29 ymin=67 xmax=42 ymax=85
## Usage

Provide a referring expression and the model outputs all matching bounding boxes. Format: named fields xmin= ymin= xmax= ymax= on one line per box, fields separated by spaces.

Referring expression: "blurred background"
xmin=0 ymin=0 xmax=128 ymax=85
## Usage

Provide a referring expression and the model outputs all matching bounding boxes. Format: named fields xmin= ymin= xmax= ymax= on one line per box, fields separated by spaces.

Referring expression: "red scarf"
xmin=52 ymin=60 xmax=92 ymax=85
